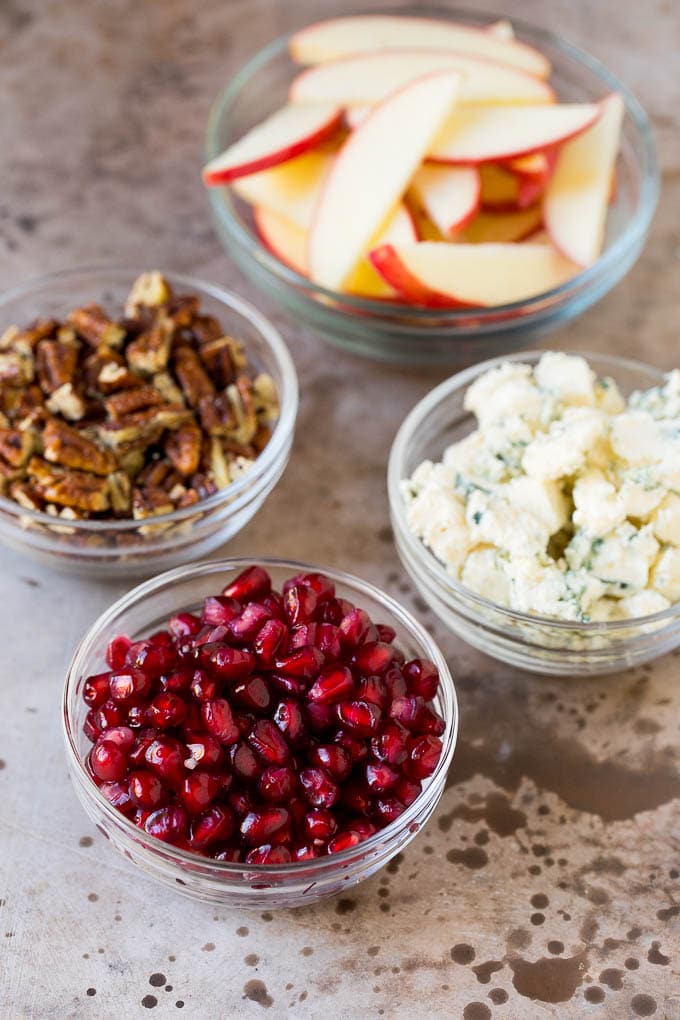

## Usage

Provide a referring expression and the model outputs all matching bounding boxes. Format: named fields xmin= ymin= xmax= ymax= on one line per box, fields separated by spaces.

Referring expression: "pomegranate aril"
xmin=303 ymin=808 xmax=338 ymax=841
xmin=364 ymin=762 xmax=399 ymax=793
xmin=274 ymin=645 xmax=325 ymax=679
xmin=93 ymin=700 xmax=125 ymax=732
xmin=339 ymin=608 xmax=378 ymax=649
xmin=393 ymin=776 xmax=422 ymax=806
xmin=183 ymin=702 xmax=203 ymax=733
xmin=83 ymin=710 xmax=102 ymax=743
xmin=268 ymin=673 xmax=306 ymax=699
xmin=246 ymin=844 xmax=292 ymax=865
xmin=129 ymin=770 xmax=167 ymax=810
xmin=342 ymin=780 xmax=372 ymax=815
xmin=389 ymin=696 xmax=427 ymax=732
xmin=288 ymin=795 xmax=307 ymax=830
xmin=262 ymin=592 xmax=286 ymax=621
xmin=126 ymin=704 xmax=148 ymax=728
xmin=418 ymin=706 xmax=445 ymax=737
xmin=348 ymin=818 xmax=377 ymax=840
xmin=190 ymin=624 xmax=230 ymax=649
xmin=190 ymin=671 xmax=221 ymax=702
xmin=228 ymin=742 xmax=262 ymax=784
xmin=213 ymin=846 xmax=242 ymax=862
xmin=284 ymin=584 xmax=318 ymax=626
xmin=316 ymin=623 xmax=342 ymax=660
xmin=327 ymin=830 xmax=362 ymax=854
xmin=356 ymin=675 xmax=388 ymax=709
xmin=376 ymin=623 xmax=397 ymax=644
xmin=373 ymin=797 xmax=406 ymax=824
xmin=308 ymin=744 xmax=351 ymax=782
xmin=148 ymin=692 xmax=187 ymax=729
xmin=90 ymin=740 xmax=127 ymax=782
xmin=402 ymin=658 xmax=440 ymax=700
xmin=83 ymin=672 xmax=112 ymax=708
xmin=370 ymin=721 xmax=409 ymax=765
xmin=259 ymin=765 xmax=297 ymax=802
xmin=100 ymin=780 xmax=135 ymax=816
xmin=231 ymin=675 xmax=271 ymax=713
xmin=227 ymin=789 xmax=255 ymax=818
xmin=180 ymin=770 xmax=224 ymax=813
xmin=126 ymin=639 xmax=177 ymax=678
xmin=350 ymin=641 xmax=395 ymax=676
xmin=273 ymin=700 xmax=306 ymax=744
xmin=253 ymin=618 xmax=288 ymax=667
xmin=315 ymin=597 xmax=353 ymax=626
xmin=201 ymin=595 xmax=240 ymax=627
xmin=307 ymin=664 xmax=353 ymax=705
xmin=384 ymin=665 xmax=407 ymax=699
xmin=201 ymin=698 xmax=240 ymax=746
xmin=199 ymin=645 xmax=256 ymax=681
xmin=184 ymin=733 xmax=225 ymax=770
xmin=305 ymin=701 xmax=335 ymax=734
xmin=333 ymin=731 xmax=368 ymax=764
xmin=128 ymin=728 xmax=160 ymax=767
xmin=222 ymin=566 xmax=271 ymax=603
xmin=240 ymin=807 xmax=289 ymax=846
xmin=335 ymin=700 xmax=382 ymax=736
xmin=109 ymin=669 xmax=152 ymax=703
xmin=144 ymin=737 xmax=188 ymax=787
xmin=299 ymin=768 xmax=339 ymax=808
xmin=189 ymin=805 xmax=234 ymax=849
xmin=99 ymin=725 xmax=134 ymax=751
xmin=405 ymin=735 xmax=443 ymax=779
xmin=294 ymin=843 xmax=319 ymax=861
xmin=247 ymin=719 xmax=290 ymax=765
xmin=289 ymin=623 xmax=319 ymax=650
xmin=168 ymin=611 xmax=201 ymax=639
xmin=284 ymin=571 xmax=335 ymax=604
xmin=229 ymin=603 xmax=272 ymax=644
xmin=144 ymin=805 xmax=188 ymax=845
xmin=105 ymin=634 xmax=132 ymax=670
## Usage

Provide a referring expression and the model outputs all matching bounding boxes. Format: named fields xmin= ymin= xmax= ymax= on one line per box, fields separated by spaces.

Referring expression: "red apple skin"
xmin=369 ymin=244 xmax=474 ymax=308
xmin=202 ymin=110 xmax=343 ymax=185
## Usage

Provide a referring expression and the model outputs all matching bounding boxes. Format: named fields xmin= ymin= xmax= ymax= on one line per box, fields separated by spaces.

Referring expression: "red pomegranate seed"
xmin=370 ymin=721 xmax=409 ymax=765
xmin=83 ymin=673 xmax=112 ymax=709
xmin=201 ymin=595 xmax=240 ymax=627
xmin=384 ymin=665 xmax=407 ymax=699
xmin=284 ymin=584 xmax=318 ymax=626
xmin=247 ymin=719 xmax=290 ymax=765
xmin=349 ymin=818 xmax=377 ymax=840
xmin=246 ymin=844 xmax=292 ymax=865
xmin=144 ymin=737 xmax=188 ymax=787
xmin=402 ymin=658 xmax=439 ymax=699
xmin=299 ymin=768 xmax=339 ymax=808
xmin=284 ymin=571 xmax=335 ymax=604
xmin=327 ymin=830 xmax=362 ymax=854
xmin=303 ymin=808 xmax=338 ymax=841
xmin=190 ymin=670 xmax=221 ymax=702
xmin=93 ymin=700 xmax=125 ymax=732
xmin=213 ymin=846 xmax=242 ymax=862
xmin=333 ymin=730 xmax=368 ymax=763
xmin=376 ymin=623 xmax=397 ymax=644
xmin=159 ymin=668 xmax=193 ymax=694
xmin=126 ymin=705 xmax=148 ymax=728
xmin=308 ymin=744 xmax=351 ymax=781
xmin=240 ymin=807 xmax=289 ymax=846
xmin=294 ymin=843 xmax=319 ymax=861
xmin=342 ymin=780 xmax=372 ymax=814
xmin=351 ymin=641 xmax=396 ymax=676
xmin=105 ymin=634 xmax=132 ymax=670
xmin=261 ymin=592 xmax=286 ymax=620
xmin=168 ymin=611 xmax=201 ymax=639
xmin=373 ymin=797 xmax=406 ymax=824
xmin=417 ymin=706 xmax=446 ymax=737
xmin=128 ymin=770 xmax=167 ymax=810
xmin=189 ymin=805 xmax=234 ymax=849
xmin=148 ymin=692 xmax=187 ymax=729
xmin=356 ymin=675 xmax=388 ymax=709
xmin=273 ymin=700 xmax=306 ymax=744
xmin=227 ymin=789 xmax=255 ymax=818
xmin=259 ymin=765 xmax=297 ymax=802
xmin=144 ymin=805 xmax=188 ymax=844
xmin=305 ymin=701 xmax=335 ymax=733
xmin=231 ymin=675 xmax=271 ymax=713
xmin=315 ymin=597 xmax=353 ymax=626
xmin=83 ymin=711 xmax=101 ymax=743
xmin=99 ymin=780 xmax=134 ymax=815
xmin=288 ymin=623 xmax=319 ymax=650
xmin=405 ymin=735 xmax=443 ymax=779
xmin=128 ymin=728 xmax=160 ymax=767
xmin=389 ymin=696 xmax=427 ymax=732
xmin=108 ymin=669 xmax=152 ymax=703
xmin=308 ymin=665 xmax=353 ymax=705
xmin=393 ymin=776 xmax=422 ymax=806
xmin=335 ymin=700 xmax=382 ymax=736
xmin=222 ymin=566 xmax=271 ymax=603
xmin=184 ymin=733 xmax=225 ymax=770
xmin=228 ymin=742 xmax=262 ymax=783
xmin=316 ymin=623 xmax=342 ymax=660
xmin=90 ymin=740 xmax=127 ymax=782
xmin=126 ymin=639 xmax=177 ymax=678
xmin=99 ymin=725 xmax=134 ymax=751
xmin=179 ymin=770 xmax=224 ymax=813
xmin=268 ymin=672 xmax=306 ymax=698
xmin=183 ymin=702 xmax=203 ymax=732
xmin=274 ymin=646 xmax=325 ymax=679
xmin=190 ymin=624 xmax=230 ymax=649
xmin=229 ymin=603 xmax=272 ymax=643
xmin=253 ymin=619 xmax=288 ymax=667
xmin=201 ymin=699 xmax=240 ymax=745
xmin=199 ymin=645 xmax=256 ymax=681
xmin=364 ymin=762 xmax=398 ymax=793
xmin=339 ymin=608 xmax=378 ymax=649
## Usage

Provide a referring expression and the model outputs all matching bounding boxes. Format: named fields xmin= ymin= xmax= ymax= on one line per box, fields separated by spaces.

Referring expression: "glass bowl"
xmin=0 ymin=267 xmax=298 ymax=578
xmin=204 ymin=5 xmax=659 ymax=365
xmin=62 ymin=558 xmax=458 ymax=908
xmin=388 ymin=351 xmax=680 ymax=676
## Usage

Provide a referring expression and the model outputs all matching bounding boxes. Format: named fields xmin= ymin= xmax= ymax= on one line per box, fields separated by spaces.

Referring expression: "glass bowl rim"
xmin=204 ymin=3 xmax=659 ymax=322
xmin=388 ymin=348 xmax=680 ymax=633
xmin=62 ymin=555 xmax=459 ymax=875
xmin=0 ymin=263 xmax=299 ymax=532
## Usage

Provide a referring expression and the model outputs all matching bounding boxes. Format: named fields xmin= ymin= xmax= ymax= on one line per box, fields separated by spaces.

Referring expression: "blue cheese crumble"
xmin=402 ymin=353 xmax=680 ymax=622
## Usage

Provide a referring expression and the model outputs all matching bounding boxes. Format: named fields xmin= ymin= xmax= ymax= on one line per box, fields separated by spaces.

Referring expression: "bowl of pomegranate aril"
xmin=63 ymin=559 xmax=457 ymax=907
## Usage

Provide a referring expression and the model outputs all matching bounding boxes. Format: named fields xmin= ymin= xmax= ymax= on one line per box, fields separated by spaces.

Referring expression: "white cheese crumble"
xmin=402 ymin=353 xmax=680 ymax=622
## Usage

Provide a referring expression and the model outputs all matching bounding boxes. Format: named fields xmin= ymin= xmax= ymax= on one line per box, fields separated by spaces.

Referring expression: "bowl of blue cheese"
xmin=388 ymin=350 xmax=680 ymax=675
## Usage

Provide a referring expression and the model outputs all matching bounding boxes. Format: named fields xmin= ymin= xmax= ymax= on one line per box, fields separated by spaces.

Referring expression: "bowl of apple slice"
xmin=203 ymin=6 xmax=658 ymax=363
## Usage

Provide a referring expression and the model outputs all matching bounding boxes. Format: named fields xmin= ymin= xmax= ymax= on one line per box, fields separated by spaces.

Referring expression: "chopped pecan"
xmin=108 ymin=470 xmax=132 ymax=514
xmin=137 ymin=458 xmax=178 ymax=491
xmin=198 ymin=336 xmax=237 ymax=389
xmin=125 ymin=271 xmax=173 ymax=317
xmin=82 ymin=349 xmax=125 ymax=393
xmin=95 ymin=361 xmax=143 ymax=395
xmin=28 ymin=456 xmax=110 ymax=512
xmin=46 ymin=383 xmax=86 ymax=421
xmin=68 ymin=304 xmax=126 ymax=349
xmin=8 ymin=479 xmax=44 ymax=511
xmin=36 ymin=337 xmax=79 ymax=394
xmin=227 ymin=375 xmax=258 ymax=445
xmin=174 ymin=346 xmax=215 ymax=408
xmin=127 ymin=319 xmax=173 ymax=374
xmin=2 ymin=384 xmax=45 ymax=425
xmin=104 ymin=385 xmax=165 ymax=421
xmin=252 ymin=424 xmax=272 ymax=454
xmin=43 ymin=418 xmax=116 ymax=476
xmin=165 ymin=295 xmax=200 ymax=330
xmin=5 ymin=319 xmax=59 ymax=351
xmin=0 ymin=326 xmax=19 ymax=351
xmin=152 ymin=371 xmax=184 ymax=406
xmin=209 ymin=437 xmax=231 ymax=489
xmin=192 ymin=315 xmax=225 ymax=345
xmin=253 ymin=372 xmax=279 ymax=422
xmin=165 ymin=421 xmax=202 ymax=476
xmin=132 ymin=486 xmax=174 ymax=521
xmin=0 ymin=348 xmax=34 ymax=385
xmin=0 ymin=427 xmax=35 ymax=467
xmin=198 ymin=391 xmax=236 ymax=437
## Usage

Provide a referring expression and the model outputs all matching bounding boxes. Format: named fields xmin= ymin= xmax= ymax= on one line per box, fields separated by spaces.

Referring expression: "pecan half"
xmin=97 ymin=360 xmax=143 ymax=394
xmin=108 ymin=470 xmax=132 ymax=514
xmin=68 ymin=304 xmax=126 ymax=349
xmin=36 ymin=337 xmax=79 ymax=394
xmin=127 ymin=319 xmax=174 ymax=374
xmin=8 ymin=479 xmax=44 ymax=511
xmin=174 ymin=346 xmax=215 ymax=408
xmin=0 ymin=428 xmax=35 ymax=467
xmin=132 ymin=486 xmax=174 ymax=521
xmin=46 ymin=383 xmax=86 ymax=422
xmin=0 ymin=348 xmax=34 ymax=385
xmin=28 ymin=456 xmax=110 ymax=512
xmin=198 ymin=391 xmax=236 ymax=437
xmin=164 ymin=421 xmax=202 ymax=476
xmin=43 ymin=418 xmax=116 ymax=475
xmin=125 ymin=271 xmax=173 ymax=317
xmin=198 ymin=336 xmax=237 ymax=389
xmin=104 ymin=385 xmax=165 ymax=421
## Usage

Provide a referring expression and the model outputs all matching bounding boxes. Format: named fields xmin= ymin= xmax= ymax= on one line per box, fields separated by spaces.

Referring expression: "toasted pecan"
xmin=165 ymin=421 xmax=202 ymax=476
xmin=68 ymin=304 xmax=126 ymax=349
xmin=28 ymin=456 xmax=110 ymax=512
xmin=43 ymin=418 xmax=116 ymax=476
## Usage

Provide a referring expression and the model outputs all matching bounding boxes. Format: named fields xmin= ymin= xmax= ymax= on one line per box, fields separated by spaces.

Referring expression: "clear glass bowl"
xmin=204 ymin=5 xmax=659 ymax=364
xmin=0 ymin=267 xmax=298 ymax=578
xmin=62 ymin=558 xmax=458 ymax=908
xmin=388 ymin=352 xmax=680 ymax=676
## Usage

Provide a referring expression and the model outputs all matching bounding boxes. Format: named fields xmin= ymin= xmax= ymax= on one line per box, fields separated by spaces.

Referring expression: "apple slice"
xmin=429 ymin=103 xmax=600 ymax=163
xmin=479 ymin=163 xmax=521 ymax=208
xmin=344 ymin=106 xmax=370 ymax=131
xmin=460 ymin=205 xmax=543 ymax=243
xmin=202 ymin=103 xmax=342 ymax=184
xmin=254 ymin=207 xmax=308 ymax=275
xmin=369 ymin=241 xmax=577 ymax=307
xmin=231 ymin=147 xmax=336 ymax=229
xmin=406 ymin=199 xmax=447 ymax=241
xmin=485 ymin=19 xmax=515 ymax=41
xmin=410 ymin=165 xmax=480 ymax=236
xmin=544 ymin=93 xmax=624 ymax=266
xmin=289 ymin=15 xmax=550 ymax=78
xmin=308 ymin=70 xmax=461 ymax=290
xmin=290 ymin=50 xmax=554 ymax=107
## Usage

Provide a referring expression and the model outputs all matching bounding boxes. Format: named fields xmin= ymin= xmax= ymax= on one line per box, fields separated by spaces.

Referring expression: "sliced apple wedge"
xmin=232 ymin=147 xmax=336 ymax=230
xmin=460 ymin=205 xmax=543 ymax=243
xmin=289 ymin=15 xmax=550 ymax=78
xmin=254 ymin=207 xmax=308 ymax=275
xmin=410 ymin=165 xmax=480 ymax=236
xmin=290 ymin=50 xmax=554 ymax=107
xmin=479 ymin=163 xmax=521 ymax=208
xmin=369 ymin=242 xmax=577 ymax=306
xmin=429 ymin=103 xmax=600 ymax=163
xmin=202 ymin=103 xmax=342 ymax=184
xmin=308 ymin=70 xmax=461 ymax=290
xmin=544 ymin=93 xmax=624 ymax=266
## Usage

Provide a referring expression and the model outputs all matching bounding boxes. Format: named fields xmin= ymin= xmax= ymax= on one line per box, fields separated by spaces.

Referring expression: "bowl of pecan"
xmin=0 ymin=267 xmax=297 ymax=576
